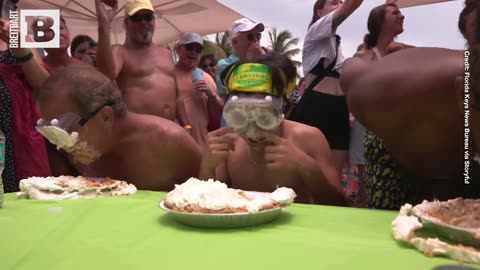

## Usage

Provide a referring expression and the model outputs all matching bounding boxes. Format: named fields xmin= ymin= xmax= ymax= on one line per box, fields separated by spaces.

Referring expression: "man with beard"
xmin=36 ymin=66 xmax=201 ymax=191
xmin=95 ymin=0 xmax=179 ymax=122
xmin=199 ymin=54 xmax=346 ymax=206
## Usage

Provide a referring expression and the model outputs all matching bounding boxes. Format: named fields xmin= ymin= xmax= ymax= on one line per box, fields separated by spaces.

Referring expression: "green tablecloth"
xmin=0 ymin=191 xmax=474 ymax=270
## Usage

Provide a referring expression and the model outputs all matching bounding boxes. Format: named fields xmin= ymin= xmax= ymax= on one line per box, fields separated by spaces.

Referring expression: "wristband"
xmin=15 ymin=51 xmax=34 ymax=63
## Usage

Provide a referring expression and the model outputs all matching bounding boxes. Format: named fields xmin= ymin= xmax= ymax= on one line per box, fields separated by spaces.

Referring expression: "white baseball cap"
xmin=178 ymin=32 xmax=203 ymax=46
xmin=229 ymin=18 xmax=265 ymax=38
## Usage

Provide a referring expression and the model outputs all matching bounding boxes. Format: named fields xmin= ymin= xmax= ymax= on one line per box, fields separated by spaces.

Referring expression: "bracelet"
xmin=184 ymin=125 xmax=192 ymax=130
xmin=15 ymin=51 xmax=34 ymax=63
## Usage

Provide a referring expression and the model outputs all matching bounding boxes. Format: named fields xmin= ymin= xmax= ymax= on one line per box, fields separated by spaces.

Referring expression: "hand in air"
xmin=95 ymin=0 xmax=118 ymax=26
xmin=204 ymin=127 xmax=237 ymax=169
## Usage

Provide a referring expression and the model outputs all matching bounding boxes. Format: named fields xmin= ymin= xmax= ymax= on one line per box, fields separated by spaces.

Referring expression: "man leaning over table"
xmin=36 ymin=65 xmax=201 ymax=191
xmin=199 ymin=54 xmax=347 ymax=206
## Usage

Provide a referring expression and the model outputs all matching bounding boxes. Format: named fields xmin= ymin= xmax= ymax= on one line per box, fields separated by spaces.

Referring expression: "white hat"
xmin=178 ymin=32 xmax=203 ymax=46
xmin=229 ymin=18 xmax=265 ymax=38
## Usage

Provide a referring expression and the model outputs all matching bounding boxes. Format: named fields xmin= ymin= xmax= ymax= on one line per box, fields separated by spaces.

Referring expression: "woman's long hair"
xmin=363 ymin=3 xmax=398 ymax=49
xmin=309 ymin=0 xmax=327 ymax=29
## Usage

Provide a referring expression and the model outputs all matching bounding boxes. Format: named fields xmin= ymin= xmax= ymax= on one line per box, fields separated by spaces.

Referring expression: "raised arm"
xmin=0 ymin=19 xmax=49 ymax=91
xmin=332 ymin=0 xmax=364 ymax=30
xmin=306 ymin=0 xmax=364 ymax=41
xmin=95 ymin=0 xmax=124 ymax=80
xmin=199 ymin=127 xmax=236 ymax=184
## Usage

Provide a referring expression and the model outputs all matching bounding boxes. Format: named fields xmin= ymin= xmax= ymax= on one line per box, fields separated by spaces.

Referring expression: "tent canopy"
xmin=392 ymin=0 xmax=458 ymax=8
xmin=12 ymin=0 xmax=245 ymax=45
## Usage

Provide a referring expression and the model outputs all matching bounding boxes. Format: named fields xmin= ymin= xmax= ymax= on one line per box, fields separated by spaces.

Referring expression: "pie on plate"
xmin=17 ymin=176 xmax=137 ymax=200
xmin=392 ymin=198 xmax=480 ymax=264
xmin=159 ymin=178 xmax=296 ymax=228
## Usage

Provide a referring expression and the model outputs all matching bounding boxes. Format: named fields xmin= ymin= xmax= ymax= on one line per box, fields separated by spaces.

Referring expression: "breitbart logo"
xmin=9 ymin=9 xmax=60 ymax=49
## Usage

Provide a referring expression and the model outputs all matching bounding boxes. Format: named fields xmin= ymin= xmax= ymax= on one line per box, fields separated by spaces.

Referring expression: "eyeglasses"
xmin=78 ymin=101 xmax=115 ymax=126
xmin=129 ymin=13 xmax=154 ymax=22
xmin=201 ymin=63 xmax=216 ymax=69
xmin=247 ymin=33 xmax=261 ymax=42
xmin=185 ymin=43 xmax=203 ymax=54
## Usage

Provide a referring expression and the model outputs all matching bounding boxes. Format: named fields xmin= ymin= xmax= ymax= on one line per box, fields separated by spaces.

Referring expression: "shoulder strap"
xmin=304 ymin=35 xmax=341 ymax=93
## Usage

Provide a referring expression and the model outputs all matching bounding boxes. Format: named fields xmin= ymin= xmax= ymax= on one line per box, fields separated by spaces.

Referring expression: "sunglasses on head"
xmin=247 ymin=33 xmax=261 ymax=42
xmin=201 ymin=63 xmax=216 ymax=69
xmin=185 ymin=43 xmax=203 ymax=54
xmin=129 ymin=13 xmax=154 ymax=22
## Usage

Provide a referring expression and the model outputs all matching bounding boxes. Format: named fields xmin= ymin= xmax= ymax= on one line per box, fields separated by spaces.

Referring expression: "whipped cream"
xmin=17 ymin=176 xmax=137 ymax=200
xmin=166 ymin=178 xmax=297 ymax=213
xmin=36 ymin=125 xmax=79 ymax=149
xmin=392 ymin=202 xmax=480 ymax=264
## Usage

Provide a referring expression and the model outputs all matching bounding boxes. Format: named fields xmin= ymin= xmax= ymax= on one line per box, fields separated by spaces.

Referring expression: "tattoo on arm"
xmin=332 ymin=15 xmax=347 ymax=31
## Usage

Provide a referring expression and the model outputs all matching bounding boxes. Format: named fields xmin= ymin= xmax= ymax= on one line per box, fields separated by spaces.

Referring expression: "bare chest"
xmin=81 ymin=143 xmax=174 ymax=191
xmin=226 ymin=149 xmax=302 ymax=192
xmin=121 ymin=49 xmax=174 ymax=78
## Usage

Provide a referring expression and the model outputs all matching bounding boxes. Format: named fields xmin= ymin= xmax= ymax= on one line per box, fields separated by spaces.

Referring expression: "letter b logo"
xmin=20 ymin=10 xmax=60 ymax=48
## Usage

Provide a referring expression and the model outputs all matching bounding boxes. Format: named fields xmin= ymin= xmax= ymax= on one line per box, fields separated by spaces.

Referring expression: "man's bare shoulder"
xmin=285 ymin=120 xmax=328 ymax=144
xmin=352 ymin=48 xmax=374 ymax=61
xmin=154 ymin=44 xmax=173 ymax=56
xmin=138 ymin=114 xmax=189 ymax=141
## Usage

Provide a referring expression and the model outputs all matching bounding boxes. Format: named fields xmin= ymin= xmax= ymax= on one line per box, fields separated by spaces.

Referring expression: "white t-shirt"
xmin=302 ymin=11 xmax=345 ymax=75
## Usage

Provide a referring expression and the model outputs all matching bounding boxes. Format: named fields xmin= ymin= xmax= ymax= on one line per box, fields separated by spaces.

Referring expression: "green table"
xmin=0 ymin=191 xmax=475 ymax=270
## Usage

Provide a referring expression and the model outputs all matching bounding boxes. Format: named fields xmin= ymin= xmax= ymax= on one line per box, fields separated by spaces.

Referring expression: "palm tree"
xmin=202 ymin=39 xmax=227 ymax=60
xmin=215 ymin=31 xmax=232 ymax=57
xmin=267 ymin=27 xmax=301 ymax=66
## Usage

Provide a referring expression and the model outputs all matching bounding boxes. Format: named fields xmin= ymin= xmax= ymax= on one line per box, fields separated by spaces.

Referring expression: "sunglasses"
xmin=185 ymin=43 xmax=203 ymax=54
xmin=247 ymin=33 xmax=261 ymax=42
xmin=201 ymin=63 xmax=216 ymax=69
xmin=129 ymin=13 xmax=154 ymax=22
xmin=78 ymin=101 xmax=115 ymax=126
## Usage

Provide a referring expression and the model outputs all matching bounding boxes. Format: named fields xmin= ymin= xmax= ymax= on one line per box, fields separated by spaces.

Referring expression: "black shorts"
xmin=289 ymin=90 xmax=350 ymax=150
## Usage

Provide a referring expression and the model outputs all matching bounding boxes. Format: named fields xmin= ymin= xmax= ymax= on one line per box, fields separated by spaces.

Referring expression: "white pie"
xmin=163 ymin=178 xmax=296 ymax=214
xmin=17 ymin=175 xmax=137 ymax=200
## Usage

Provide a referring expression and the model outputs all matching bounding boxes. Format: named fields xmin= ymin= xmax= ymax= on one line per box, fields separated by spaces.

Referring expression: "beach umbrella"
xmin=391 ymin=0 xmax=458 ymax=8
xmin=10 ymin=0 xmax=245 ymax=45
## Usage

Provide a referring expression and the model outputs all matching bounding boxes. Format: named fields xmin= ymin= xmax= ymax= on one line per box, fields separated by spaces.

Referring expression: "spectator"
xmin=289 ymin=0 xmax=364 ymax=177
xmin=95 ymin=0 xmax=181 ymax=124
xmin=175 ymin=33 xmax=223 ymax=148
xmin=199 ymin=54 xmax=217 ymax=79
xmin=70 ymin=35 xmax=97 ymax=66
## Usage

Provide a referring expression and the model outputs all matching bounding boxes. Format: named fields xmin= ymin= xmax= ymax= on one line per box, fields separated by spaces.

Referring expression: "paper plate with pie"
xmin=392 ymin=198 xmax=480 ymax=264
xmin=17 ymin=175 xmax=137 ymax=200
xmin=159 ymin=178 xmax=296 ymax=228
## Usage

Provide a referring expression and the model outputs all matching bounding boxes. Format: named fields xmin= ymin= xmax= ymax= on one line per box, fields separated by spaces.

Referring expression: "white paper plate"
xmin=159 ymin=201 xmax=286 ymax=228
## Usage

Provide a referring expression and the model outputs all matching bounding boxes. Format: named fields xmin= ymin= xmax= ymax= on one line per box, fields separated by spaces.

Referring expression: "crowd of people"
xmin=0 ymin=0 xmax=478 ymax=209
